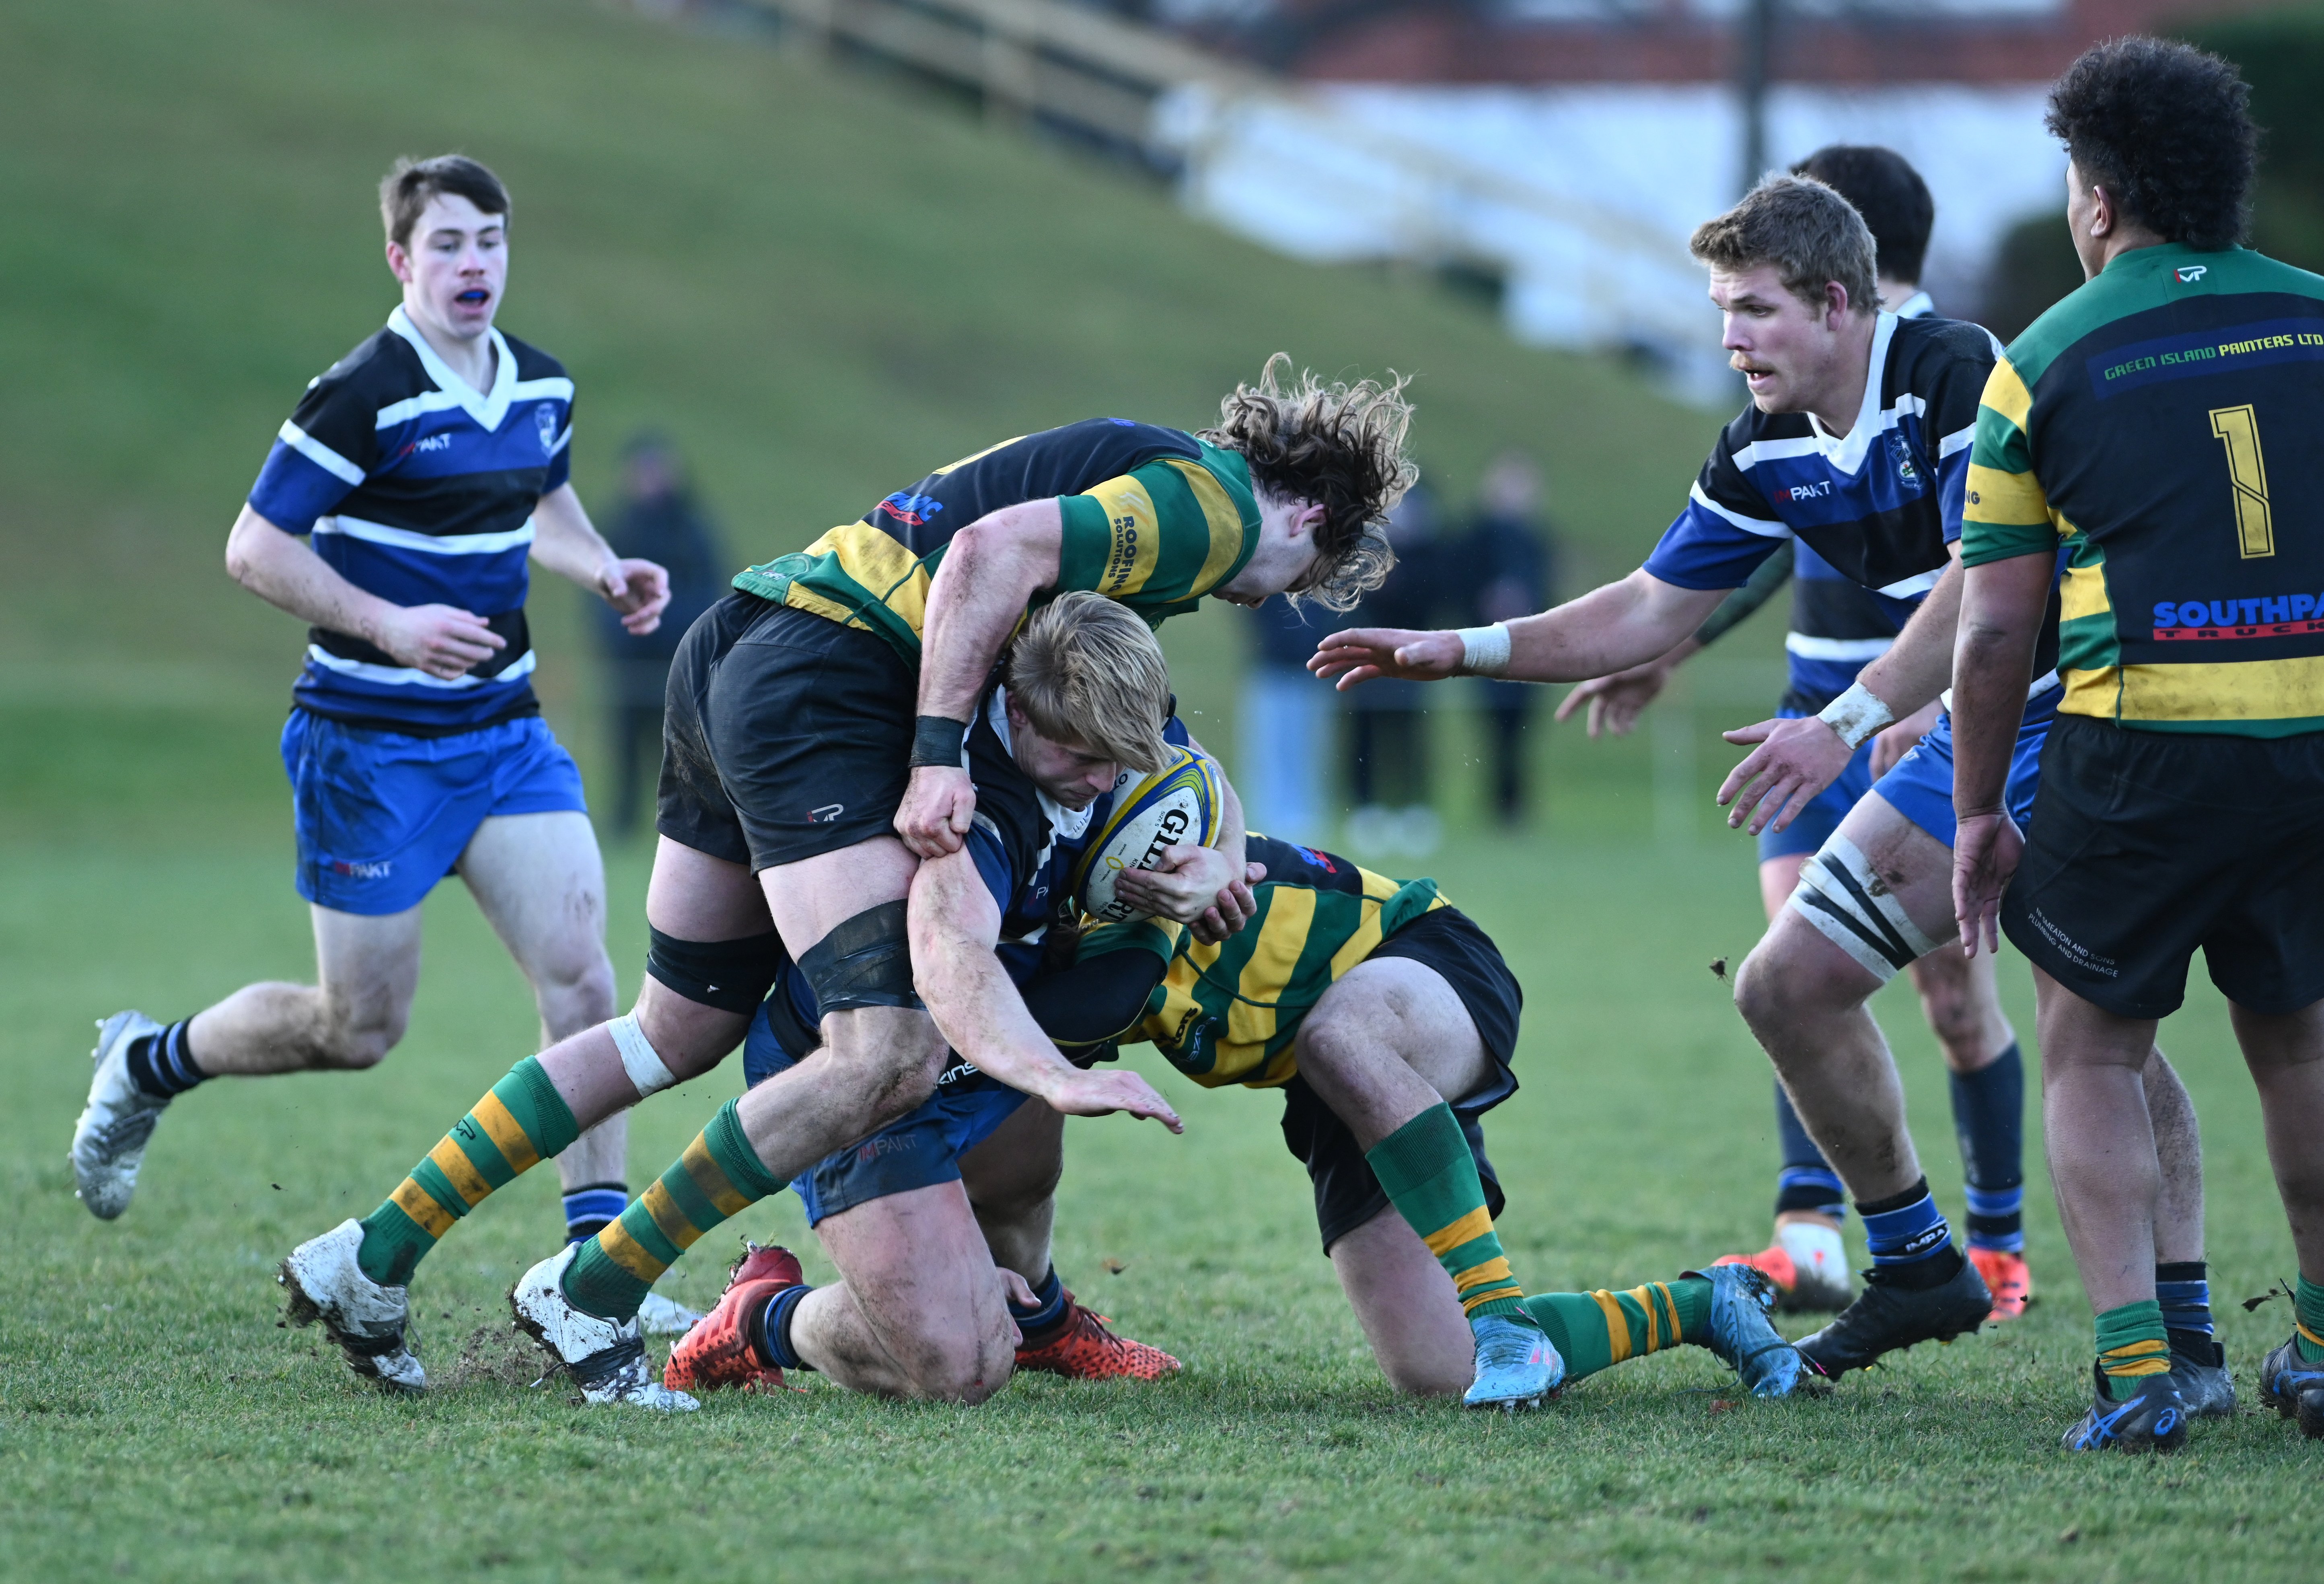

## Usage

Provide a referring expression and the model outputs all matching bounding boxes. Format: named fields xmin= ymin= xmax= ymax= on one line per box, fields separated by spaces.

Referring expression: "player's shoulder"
xmin=1886 ymin=312 xmax=2002 ymax=389
xmin=1029 ymin=416 xmax=1203 ymax=478
xmin=498 ymin=330 xmax=569 ymax=386
xmin=303 ymin=323 xmax=426 ymax=406
xmin=1710 ymin=402 xmax=1811 ymax=468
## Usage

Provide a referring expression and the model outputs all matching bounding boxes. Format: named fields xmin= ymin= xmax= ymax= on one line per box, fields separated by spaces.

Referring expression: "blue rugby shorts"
xmin=282 ymin=709 xmax=588 ymax=915
xmin=1756 ymin=711 xmax=1880 ymax=864
xmin=1870 ymin=682 xmax=2061 ymax=849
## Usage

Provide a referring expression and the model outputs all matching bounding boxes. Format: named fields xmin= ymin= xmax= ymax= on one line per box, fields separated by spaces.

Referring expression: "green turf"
xmin=6 ymin=0 xmax=2321 ymax=1578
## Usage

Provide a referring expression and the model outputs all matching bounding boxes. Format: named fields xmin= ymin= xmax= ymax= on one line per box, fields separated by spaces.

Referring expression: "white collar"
xmin=1806 ymin=311 xmax=1898 ymax=476
xmin=387 ymin=305 xmax=516 ymax=430
xmin=1892 ymin=290 xmax=1935 ymax=319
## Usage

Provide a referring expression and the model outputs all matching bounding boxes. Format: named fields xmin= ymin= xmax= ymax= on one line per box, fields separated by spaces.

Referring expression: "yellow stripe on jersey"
xmin=1077 ymin=474 xmax=1164 ymax=597
xmin=1161 ymin=457 xmax=1252 ymax=595
xmin=2074 ymin=657 xmax=2324 ymax=725
xmin=794 ymin=522 xmax=934 ymax=634
xmin=1230 ymin=886 xmax=1314 ymax=1058
xmin=1982 ymin=356 xmax=2034 ymax=432
xmin=1327 ymin=902 xmax=1388 ymax=980
xmin=2059 ymin=558 xmax=2112 ymax=624
xmin=1964 ymin=462 xmax=2053 ymax=531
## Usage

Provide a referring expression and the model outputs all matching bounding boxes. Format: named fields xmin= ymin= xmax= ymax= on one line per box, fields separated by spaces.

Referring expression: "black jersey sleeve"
xmin=247 ymin=336 xmax=397 ymax=533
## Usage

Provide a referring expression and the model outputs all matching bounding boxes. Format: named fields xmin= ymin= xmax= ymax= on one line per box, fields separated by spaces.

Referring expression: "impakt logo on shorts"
xmin=329 ymin=858 xmax=393 ymax=880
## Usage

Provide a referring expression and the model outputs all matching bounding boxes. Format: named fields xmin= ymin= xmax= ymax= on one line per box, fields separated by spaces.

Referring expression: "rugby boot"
xmin=510 ymin=1246 xmax=697 ymax=1411
xmin=1462 ymin=1314 xmax=1562 ymax=1411
xmin=663 ymin=1242 xmax=802 ymax=1394
xmin=1968 ymin=1247 xmax=2033 ymax=1323
xmin=1713 ymin=1224 xmax=1851 ymax=1314
xmin=2168 ymin=1330 xmax=2237 ymax=1420
xmin=1795 ymin=1256 xmax=1990 ymax=1378
xmin=2258 ymin=1335 xmax=2324 ymax=1438
xmin=69 ymin=1011 xmax=171 ymax=1221
xmin=2061 ymin=1364 xmax=2189 ymax=1453
xmin=1686 ymin=1265 xmax=1824 ymax=1398
xmin=1015 ymin=1291 xmax=1181 ymax=1382
xmin=279 ymin=1219 xmax=427 ymax=1393
xmin=638 ymin=1291 xmax=706 ymax=1338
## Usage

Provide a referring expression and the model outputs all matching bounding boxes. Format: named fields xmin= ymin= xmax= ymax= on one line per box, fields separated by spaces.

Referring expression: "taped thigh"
xmin=1786 ymin=834 xmax=1942 ymax=984
xmin=798 ymin=900 xmax=921 ymax=1013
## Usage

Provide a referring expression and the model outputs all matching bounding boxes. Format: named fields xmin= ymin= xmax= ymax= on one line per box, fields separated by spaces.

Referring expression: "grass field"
xmin=6 ymin=0 xmax=2324 ymax=1579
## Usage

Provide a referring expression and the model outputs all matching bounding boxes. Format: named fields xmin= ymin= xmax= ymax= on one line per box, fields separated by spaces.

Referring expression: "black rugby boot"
xmin=2168 ymin=1330 xmax=2237 ymax=1419
xmin=2258 ymin=1335 xmax=2324 ymax=1438
xmin=1795 ymin=1254 xmax=1989 ymax=1377
xmin=2062 ymin=1364 xmax=2189 ymax=1453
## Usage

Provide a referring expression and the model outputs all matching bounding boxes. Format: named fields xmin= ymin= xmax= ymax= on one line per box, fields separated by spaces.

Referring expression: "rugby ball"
xmin=1071 ymin=746 xmax=1226 ymax=923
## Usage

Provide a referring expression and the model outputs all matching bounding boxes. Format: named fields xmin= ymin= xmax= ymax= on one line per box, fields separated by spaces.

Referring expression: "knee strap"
xmin=644 ymin=927 xmax=785 ymax=1015
xmin=798 ymin=900 xmax=921 ymax=1013
xmin=1786 ymin=834 xmax=1941 ymax=985
xmin=608 ymin=1011 xmax=677 ymax=1096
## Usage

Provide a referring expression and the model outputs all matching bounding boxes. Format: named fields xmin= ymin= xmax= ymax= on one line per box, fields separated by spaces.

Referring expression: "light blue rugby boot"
xmin=1463 ymin=1314 xmax=1563 ymax=1411
xmin=1686 ymin=1264 xmax=1825 ymax=1398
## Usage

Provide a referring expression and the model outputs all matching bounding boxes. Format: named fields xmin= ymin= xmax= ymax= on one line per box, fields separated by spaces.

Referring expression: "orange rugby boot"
xmin=1968 ymin=1246 xmax=2033 ymax=1323
xmin=1015 ymin=1292 xmax=1181 ymax=1382
xmin=663 ymin=1241 xmax=804 ymax=1394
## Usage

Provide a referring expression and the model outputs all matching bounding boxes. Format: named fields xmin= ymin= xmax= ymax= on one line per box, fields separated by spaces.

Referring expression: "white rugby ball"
xmin=1071 ymin=746 xmax=1226 ymax=923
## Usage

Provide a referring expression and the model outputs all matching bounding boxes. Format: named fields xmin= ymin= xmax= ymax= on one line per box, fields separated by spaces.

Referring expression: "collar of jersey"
xmin=1892 ymin=291 xmax=1934 ymax=319
xmin=1804 ymin=310 xmax=1900 ymax=476
xmin=386 ymin=305 xmax=518 ymax=431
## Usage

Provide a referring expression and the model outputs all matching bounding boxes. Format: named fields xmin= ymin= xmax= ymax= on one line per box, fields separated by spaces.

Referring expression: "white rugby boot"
xmin=638 ymin=1290 xmax=705 ymax=1338
xmin=280 ymin=1219 xmax=427 ymax=1393
xmin=510 ymin=1246 xmax=698 ymax=1410
xmin=69 ymin=1011 xmax=171 ymax=1220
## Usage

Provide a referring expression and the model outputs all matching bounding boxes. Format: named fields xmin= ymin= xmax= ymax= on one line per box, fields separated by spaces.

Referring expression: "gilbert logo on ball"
xmin=1071 ymin=746 xmax=1224 ymax=923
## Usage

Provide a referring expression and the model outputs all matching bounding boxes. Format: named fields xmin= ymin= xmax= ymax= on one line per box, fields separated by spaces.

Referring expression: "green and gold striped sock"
xmin=1523 ymin=1278 xmax=1711 ymax=1384
xmin=561 ymin=1098 xmax=782 ymax=1322
xmin=1364 ymin=1102 xmax=1529 ymax=1322
xmin=2094 ymin=1299 xmax=2171 ymax=1401
xmin=356 ymin=1058 xmax=580 ymax=1287
xmin=2296 ymin=1275 xmax=2324 ymax=1364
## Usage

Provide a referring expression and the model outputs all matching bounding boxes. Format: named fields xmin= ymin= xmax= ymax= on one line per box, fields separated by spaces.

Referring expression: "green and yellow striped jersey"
xmin=1963 ymin=244 xmax=2324 ymax=735
xmin=1078 ymin=836 xmax=1445 ymax=1089
xmin=730 ymin=418 xmax=1260 ymax=663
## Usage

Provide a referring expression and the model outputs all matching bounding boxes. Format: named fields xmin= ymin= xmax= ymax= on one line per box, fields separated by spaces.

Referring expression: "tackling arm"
xmin=907 ymin=845 xmax=1183 ymax=1131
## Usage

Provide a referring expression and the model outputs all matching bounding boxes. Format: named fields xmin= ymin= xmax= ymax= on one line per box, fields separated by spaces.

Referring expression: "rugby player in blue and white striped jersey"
xmin=69 ymin=159 xmax=680 ymax=1321
xmin=1316 ymin=173 xmax=2204 ymax=1390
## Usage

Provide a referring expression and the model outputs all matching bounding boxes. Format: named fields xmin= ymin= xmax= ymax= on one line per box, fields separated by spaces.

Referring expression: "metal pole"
xmin=1737 ymin=0 xmax=1776 ymax=197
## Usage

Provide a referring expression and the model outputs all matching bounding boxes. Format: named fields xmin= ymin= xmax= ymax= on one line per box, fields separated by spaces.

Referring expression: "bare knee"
xmin=307 ymin=999 xmax=406 ymax=1069
xmin=826 ymin=1021 xmax=943 ymax=1127
xmin=1733 ymin=929 xmax=1861 ymax=1040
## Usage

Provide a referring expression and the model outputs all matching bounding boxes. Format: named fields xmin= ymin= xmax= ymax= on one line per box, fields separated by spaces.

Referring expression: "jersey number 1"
xmin=2209 ymin=404 xmax=2275 ymax=559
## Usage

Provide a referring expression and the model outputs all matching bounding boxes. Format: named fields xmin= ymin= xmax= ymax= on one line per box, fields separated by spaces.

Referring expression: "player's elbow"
xmin=224 ymin=511 xmax=285 ymax=590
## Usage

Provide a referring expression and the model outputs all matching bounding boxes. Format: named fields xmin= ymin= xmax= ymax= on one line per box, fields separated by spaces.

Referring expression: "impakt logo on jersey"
xmin=1782 ymin=480 xmax=1831 ymax=503
xmin=2152 ymin=593 xmax=2324 ymax=641
xmin=876 ymin=492 xmax=944 ymax=527
xmin=400 ymin=433 xmax=454 ymax=459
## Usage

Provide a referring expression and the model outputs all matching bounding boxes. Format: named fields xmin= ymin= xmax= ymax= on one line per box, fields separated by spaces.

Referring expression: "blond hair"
xmin=1006 ymin=592 xmax=1170 ymax=773
xmin=1688 ymin=175 xmax=1878 ymax=315
xmin=1201 ymin=354 xmax=1418 ymax=612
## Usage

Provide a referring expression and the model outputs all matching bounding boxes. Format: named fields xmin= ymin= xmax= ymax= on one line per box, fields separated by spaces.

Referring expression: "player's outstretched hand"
xmin=896 ymin=764 xmax=976 ymax=857
xmin=1113 ymin=848 xmax=1264 ymax=942
xmin=598 ymin=557 xmax=673 ymax=635
xmin=1555 ymin=661 xmax=1672 ymax=737
xmin=1952 ymin=812 xmax=2023 ymax=959
xmin=374 ymin=603 xmax=505 ymax=680
xmin=1039 ymin=1067 xmax=1184 ymax=1133
xmin=1717 ymin=715 xmax=1856 ymax=835
xmin=1308 ymin=628 xmax=1461 ymax=690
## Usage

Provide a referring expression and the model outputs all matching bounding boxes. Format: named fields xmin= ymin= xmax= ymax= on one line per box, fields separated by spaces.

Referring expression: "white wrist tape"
xmin=1817 ymin=680 xmax=1896 ymax=750
xmin=1456 ymin=624 xmax=1512 ymax=678
xmin=608 ymin=1011 xmax=677 ymax=1096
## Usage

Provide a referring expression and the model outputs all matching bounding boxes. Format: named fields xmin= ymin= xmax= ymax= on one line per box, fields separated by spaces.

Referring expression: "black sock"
xmin=1009 ymin=1266 xmax=1070 ymax=1341
xmin=755 ymin=1281 xmax=816 ymax=1372
xmin=124 ymin=1019 xmax=207 ymax=1098
xmin=562 ymin=1181 xmax=629 ymax=1244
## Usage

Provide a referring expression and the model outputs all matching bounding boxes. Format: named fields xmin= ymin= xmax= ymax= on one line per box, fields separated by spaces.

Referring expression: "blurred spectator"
xmin=1465 ymin=452 xmax=1556 ymax=826
xmin=1239 ymin=595 xmax=1337 ymax=840
xmin=1345 ymin=480 xmax=1453 ymax=855
xmin=596 ymin=433 xmax=727 ymax=836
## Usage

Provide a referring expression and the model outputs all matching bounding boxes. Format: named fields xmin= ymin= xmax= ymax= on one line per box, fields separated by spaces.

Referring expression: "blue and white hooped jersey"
xmin=1782 ymin=541 xmax=1919 ymax=714
xmin=246 ymin=307 xmax=574 ymax=734
xmin=1645 ymin=311 xmax=1997 ymax=608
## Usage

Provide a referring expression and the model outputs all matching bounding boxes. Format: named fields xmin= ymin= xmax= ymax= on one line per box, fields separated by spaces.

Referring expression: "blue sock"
xmin=1773 ymin=1083 xmax=1846 ymax=1221
xmin=562 ymin=1182 xmax=629 ymax=1244
xmin=1950 ymin=1045 xmax=2025 ymax=1253
xmin=1009 ymin=1266 xmax=1069 ymax=1337
xmin=2156 ymin=1261 xmax=2212 ymax=1339
xmin=1857 ymin=1178 xmax=1961 ymax=1288
xmin=755 ymin=1280 xmax=817 ymax=1372
xmin=125 ymin=1019 xmax=207 ymax=1098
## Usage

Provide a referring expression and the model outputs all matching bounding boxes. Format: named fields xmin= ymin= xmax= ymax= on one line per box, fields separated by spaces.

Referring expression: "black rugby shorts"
xmin=2002 ymin=714 xmax=2324 ymax=1020
xmin=1280 ymin=906 xmax=1523 ymax=1253
xmin=658 ymin=594 xmax=918 ymax=871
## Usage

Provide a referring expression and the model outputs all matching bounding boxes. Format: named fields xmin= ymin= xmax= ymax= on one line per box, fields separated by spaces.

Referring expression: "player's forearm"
xmin=908 ymin=856 xmax=1079 ymax=1097
xmin=1849 ymin=556 xmax=1964 ymax=723
xmin=917 ymin=503 xmax=1065 ymax=724
xmin=224 ymin=505 xmax=400 ymax=643
xmin=1499 ymin=572 xmax=1725 ymax=682
xmin=1949 ymin=556 xmax=2050 ymax=815
xmin=529 ymin=484 xmax=619 ymax=589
